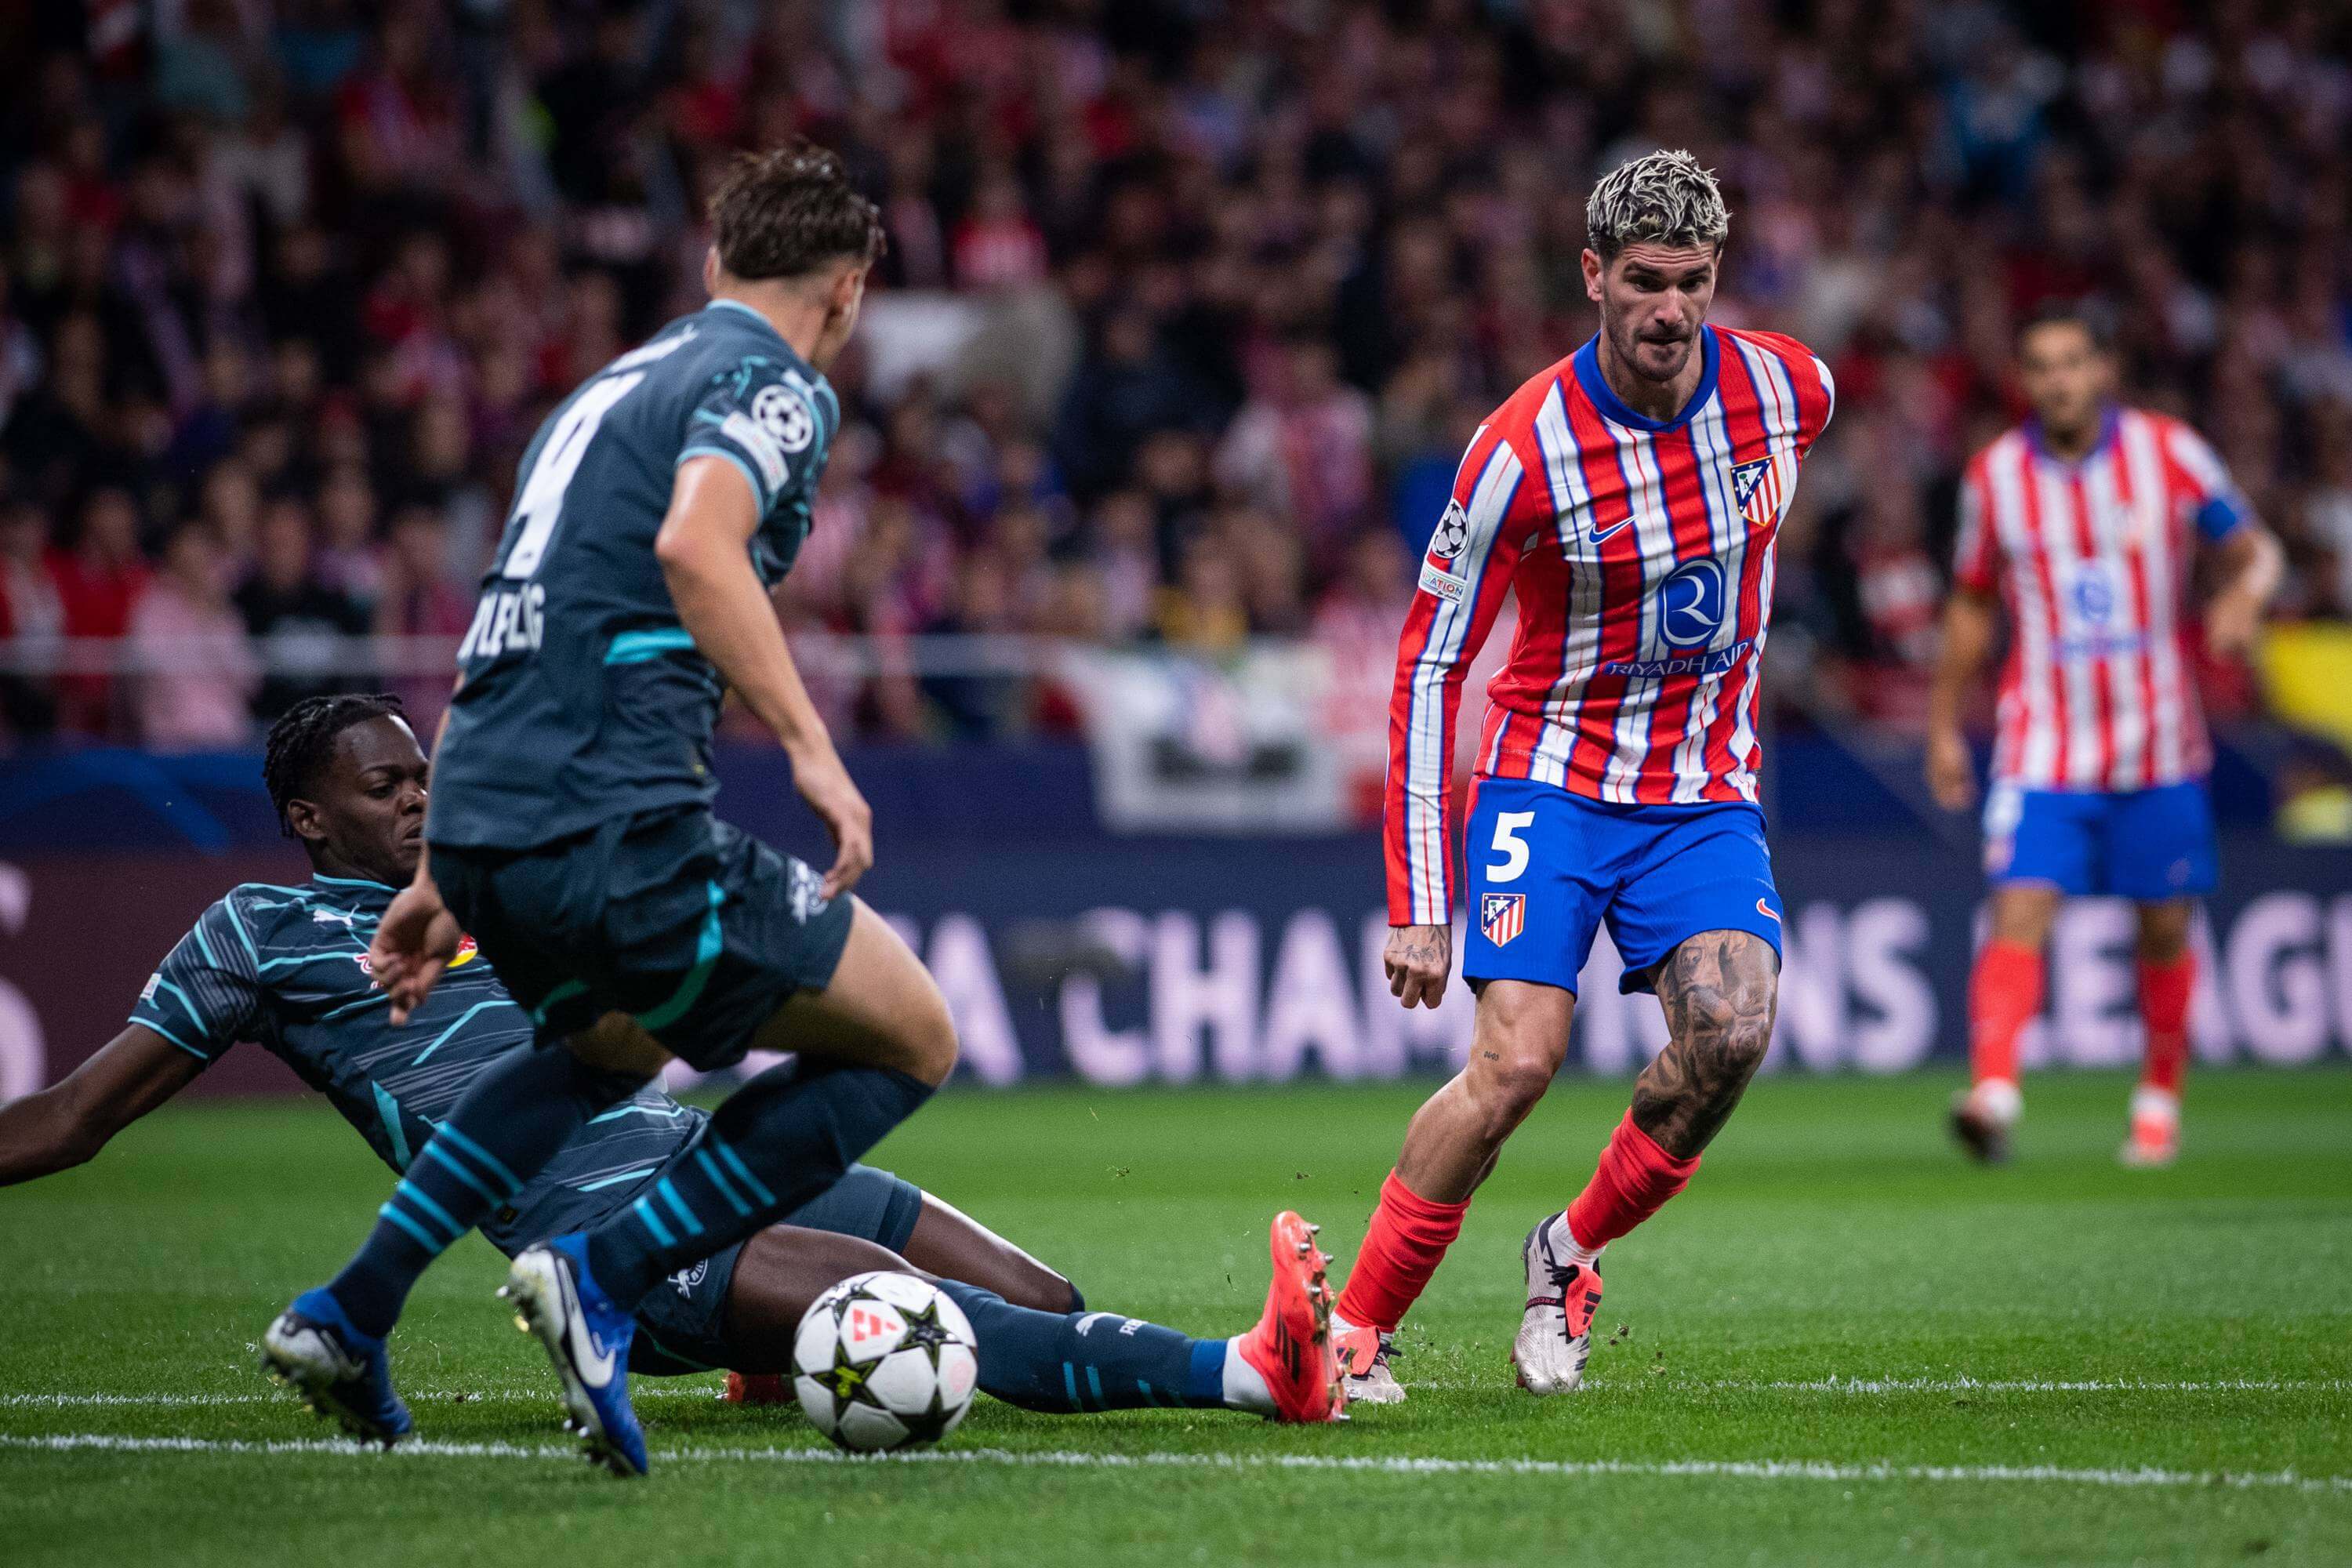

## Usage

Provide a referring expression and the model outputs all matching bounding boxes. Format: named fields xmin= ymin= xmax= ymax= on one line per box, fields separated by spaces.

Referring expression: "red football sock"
xmin=1564 ymin=1110 xmax=1700 ymax=1252
xmin=1968 ymin=938 xmax=2043 ymax=1094
xmin=2138 ymin=952 xmax=2194 ymax=1097
xmin=1335 ymin=1169 xmax=1470 ymax=1334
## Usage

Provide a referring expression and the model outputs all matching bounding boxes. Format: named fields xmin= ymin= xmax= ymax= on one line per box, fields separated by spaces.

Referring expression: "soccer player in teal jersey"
xmin=269 ymin=144 xmax=1340 ymax=1471
xmin=0 ymin=696 xmax=1346 ymax=1433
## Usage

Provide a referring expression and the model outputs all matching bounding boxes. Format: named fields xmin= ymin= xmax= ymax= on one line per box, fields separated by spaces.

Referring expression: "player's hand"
xmin=1926 ymin=728 xmax=1976 ymax=813
xmin=1385 ymin=923 xmax=1454 ymax=1011
xmin=2205 ymin=590 xmax=2263 ymax=661
xmin=793 ymin=746 xmax=873 ymax=899
xmin=368 ymin=878 xmax=463 ymax=1026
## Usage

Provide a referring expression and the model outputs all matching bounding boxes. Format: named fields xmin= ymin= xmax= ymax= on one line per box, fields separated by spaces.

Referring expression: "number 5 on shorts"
xmin=1487 ymin=811 xmax=1535 ymax=882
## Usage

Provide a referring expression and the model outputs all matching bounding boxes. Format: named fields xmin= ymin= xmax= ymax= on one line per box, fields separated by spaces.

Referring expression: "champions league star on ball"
xmin=1335 ymin=149 xmax=1833 ymax=1405
xmin=793 ymin=1272 xmax=981 ymax=1451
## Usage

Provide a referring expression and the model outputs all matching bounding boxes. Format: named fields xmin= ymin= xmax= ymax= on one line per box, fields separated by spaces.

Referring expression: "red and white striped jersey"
xmin=1383 ymin=326 xmax=1834 ymax=926
xmin=1953 ymin=406 xmax=2252 ymax=793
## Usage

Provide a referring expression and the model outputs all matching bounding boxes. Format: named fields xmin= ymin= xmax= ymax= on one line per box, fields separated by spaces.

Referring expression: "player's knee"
xmin=1988 ymin=887 xmax=2059 ymax=948
xmin=1472 ymin=1040 xmax=1563 ymax=1126
xmin=898 ymin=982 xmax=959 ymax=1087
xmin=566 ymin=1011 xmax=672 ymax=1078
xmin=1720 ymin=1011 xmax=1773 ymax=1078
xmin=2136 ymin=902 xmax=2193 ymax=963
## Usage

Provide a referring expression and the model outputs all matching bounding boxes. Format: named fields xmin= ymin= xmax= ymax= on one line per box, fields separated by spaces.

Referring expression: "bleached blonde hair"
xmin=1585 ymin=149 xmax=1728 ymax=260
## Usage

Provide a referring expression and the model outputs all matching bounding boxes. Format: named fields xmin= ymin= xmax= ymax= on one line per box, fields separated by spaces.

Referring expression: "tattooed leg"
xmin=1632 ymin=929 xmax=1781 ymax=1158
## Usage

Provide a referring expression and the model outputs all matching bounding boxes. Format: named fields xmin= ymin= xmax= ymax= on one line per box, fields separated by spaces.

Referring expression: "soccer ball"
xmin=791 ymin=1271 xmax=980 ymax=1452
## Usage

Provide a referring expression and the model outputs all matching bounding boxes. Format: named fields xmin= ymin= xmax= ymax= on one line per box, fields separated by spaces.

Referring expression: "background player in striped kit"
xmin=1333 ymin=151 xmax=1833 ymax=1403
xmin=1929 ymin=303 xmax=2281 ymax=1168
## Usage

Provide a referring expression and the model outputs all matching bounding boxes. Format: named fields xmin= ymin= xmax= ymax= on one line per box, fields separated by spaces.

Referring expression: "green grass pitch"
xmin=4 ymin=1069 xmax=2348 ymax=1566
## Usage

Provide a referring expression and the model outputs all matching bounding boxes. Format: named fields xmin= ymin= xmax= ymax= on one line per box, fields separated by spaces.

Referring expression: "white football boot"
xmin=1332 ymin=1316 xmax=1407 ymax=1406
xmin=1510 ymin=1212 xmax=1604 ymax=1395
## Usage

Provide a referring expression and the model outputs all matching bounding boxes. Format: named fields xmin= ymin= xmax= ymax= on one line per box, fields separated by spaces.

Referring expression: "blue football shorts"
xmin=1983 ymin=779 xmax=2218 ymax=901
xmin=1460 ymin=777 xmax=1784 ymax=997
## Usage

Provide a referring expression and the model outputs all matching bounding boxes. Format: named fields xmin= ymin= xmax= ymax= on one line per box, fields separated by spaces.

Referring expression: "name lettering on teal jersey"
xmin=426 ymin=302 xmax=839 ymax=851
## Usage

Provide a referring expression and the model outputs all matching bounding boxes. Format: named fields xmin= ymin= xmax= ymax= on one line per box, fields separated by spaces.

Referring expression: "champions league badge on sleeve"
xmin=1429 ymin=499 xmax=1472 ymax=560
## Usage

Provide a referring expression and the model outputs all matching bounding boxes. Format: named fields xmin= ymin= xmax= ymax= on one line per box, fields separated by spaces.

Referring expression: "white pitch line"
xmin=4 ymin=1432 xmax=2347 ymax=1494
xmin=1757 ymin=1377 xmax=2352 ymax=1396
xmin=12 ymin=1376 xmax=2347 ymax=1411
xmin=0 ymin=1387 xmax=725 ymax=1410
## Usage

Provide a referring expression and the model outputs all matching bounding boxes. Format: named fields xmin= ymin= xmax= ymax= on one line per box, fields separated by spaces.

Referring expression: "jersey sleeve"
xmin=2159 ymin=419 xmax=2254 ymax=542
xmin=1731 ymin=328 xmax=1835 ymax=454
xmin=129 ymin=897 xmax=266 ymax=1065
xmin=680 ymin=358 xmax=835 ymax=519
xmin=1952 ymin=454 xmax=2001 ymax=594
xmin=1383 ymin=421 xmax=1541 ymax=927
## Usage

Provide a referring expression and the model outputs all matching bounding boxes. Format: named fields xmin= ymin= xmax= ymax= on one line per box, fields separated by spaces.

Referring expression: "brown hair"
xmin=709 ymin=140 xmax=886 ymax=281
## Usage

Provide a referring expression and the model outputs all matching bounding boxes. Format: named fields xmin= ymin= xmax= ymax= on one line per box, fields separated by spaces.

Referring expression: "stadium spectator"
xmin=51 ymin=487 xmax=150 ymax=737
xmin=128 ymin=520 xmax=257 ymax=750
xmin=0 ymin=494 xmax=64 ymax=737
xmin=0 ymin=0 xmax=2347 ymax=756
xmin=236 ymin=494 xmax=371 ymax=723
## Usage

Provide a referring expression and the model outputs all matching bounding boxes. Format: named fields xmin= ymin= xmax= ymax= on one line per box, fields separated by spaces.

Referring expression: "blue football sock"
xmin=327 ymin=1046 xmax=642 ymax=1338
xmin=935 ymin=1280 xmax=1232 ymax=1413
xmin=586 ymin=1060 xmax=934 ymax=1311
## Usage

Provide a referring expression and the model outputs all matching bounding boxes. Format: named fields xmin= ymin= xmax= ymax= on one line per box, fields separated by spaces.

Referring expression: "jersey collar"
xmin=1572 ymin=324 xmax=1720 ymax=434
xmin=2024 ymin=404 xmax=2120 ymax=470
xmin=702 ymin=298 xmax=838 ymax=423
xmin=307 ymin=870 xmax=397 ymax=910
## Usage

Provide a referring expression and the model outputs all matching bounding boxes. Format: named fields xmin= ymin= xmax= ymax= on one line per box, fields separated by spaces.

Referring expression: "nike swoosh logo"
xmin=1590 ymin=517 xmax=1635 ymax=544
xmin=1757 ymin=898 xmax=1781 ymax=924
xmin=557 ymin=1261 xmax=618 ymax=1388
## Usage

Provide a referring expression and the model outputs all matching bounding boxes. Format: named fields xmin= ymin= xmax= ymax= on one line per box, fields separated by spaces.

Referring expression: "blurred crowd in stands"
xmin=1 ymin=0 xmax=2350 ymax=756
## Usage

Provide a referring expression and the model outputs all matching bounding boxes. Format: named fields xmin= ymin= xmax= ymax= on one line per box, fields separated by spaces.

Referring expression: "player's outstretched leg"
xmin=1951 ymin=885 xmax=2057 ymax=1164
xmin=520 ymin=904 xmax=953 ymax=1472
xmin=2122 ymin=900 xmax=2194 ymax=1167
xmin=1514 ymin=931 xmax=1773 ymax=1395
xmin=718 ymin=1214 xmax=1343 ymax=1422
xmin=1333 ymin=980 xmax=1575 ymax=1405
xmin=265 ymin=1032 xmax=655 ymax=1432
xmin=259 ymin=1287 xmax=413 ymax=1446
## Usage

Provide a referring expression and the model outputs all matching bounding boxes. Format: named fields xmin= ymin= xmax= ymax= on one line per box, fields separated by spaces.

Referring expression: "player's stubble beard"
xmin=1610 ymin=314 xmax=1698 ymax=387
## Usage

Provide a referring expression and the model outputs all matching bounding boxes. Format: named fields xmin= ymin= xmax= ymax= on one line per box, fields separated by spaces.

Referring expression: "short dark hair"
xmin=263 ymin=693 xmax=408 ymax=837
xmin=2017 ymin=298 xmax=2114 ymax=353
xmin=709 ymin=140 xmax=886 ymax=282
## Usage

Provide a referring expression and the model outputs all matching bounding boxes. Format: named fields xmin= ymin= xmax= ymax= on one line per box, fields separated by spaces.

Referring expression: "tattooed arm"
xmin=1385 ymin=923 xmax=1455 ymax=1010
xmin=1632 ymin=930 xmax=1780 ymax=1157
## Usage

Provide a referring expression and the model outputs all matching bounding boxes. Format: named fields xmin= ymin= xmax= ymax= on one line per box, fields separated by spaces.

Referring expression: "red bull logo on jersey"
xmin=354 ymin=935 xmax=478 ymax=984
xmin=1732 ymin=456 xmax=1784 ymax=527
xmin=1480 ymin=892 xmax=1526 ymax=947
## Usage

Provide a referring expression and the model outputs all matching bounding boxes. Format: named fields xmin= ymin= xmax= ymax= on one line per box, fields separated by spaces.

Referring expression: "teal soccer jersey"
xmin=129 ymin=873 xmax=702 ymax=1254
xmin=428 ymin=299 xmax=840 ymax=851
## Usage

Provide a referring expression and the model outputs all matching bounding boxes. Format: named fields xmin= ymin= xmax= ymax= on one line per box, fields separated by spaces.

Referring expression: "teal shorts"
xmin=434 ymin=805 xmax=855 ymax=1070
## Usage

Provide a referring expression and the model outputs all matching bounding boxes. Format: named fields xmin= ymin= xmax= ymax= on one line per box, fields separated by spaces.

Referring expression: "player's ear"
xmin=830 ymin=262 xmax=867 ymax=318
xmin=1581 ymin=249 xmax=1605 ymax=304
xmin=702 ymin=246 xmax=720 ymax=296
xmin=284 ymin=796 xmax=328 ymax=848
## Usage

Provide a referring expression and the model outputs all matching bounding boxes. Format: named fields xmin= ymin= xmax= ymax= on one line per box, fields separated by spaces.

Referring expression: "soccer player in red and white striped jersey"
xmin=1928 ymin=303 xmax=2281 ymax=1168
xmin=1330 ymin=151 xmax=1833 ymax=1404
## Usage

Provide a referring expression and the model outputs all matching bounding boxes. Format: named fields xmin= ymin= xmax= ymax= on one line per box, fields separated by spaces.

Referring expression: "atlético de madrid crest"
xmin=1731 ymin=456 xmax=1782 ymax=526
xmin=1479 ymin=892 xmax=1525 ymax=947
